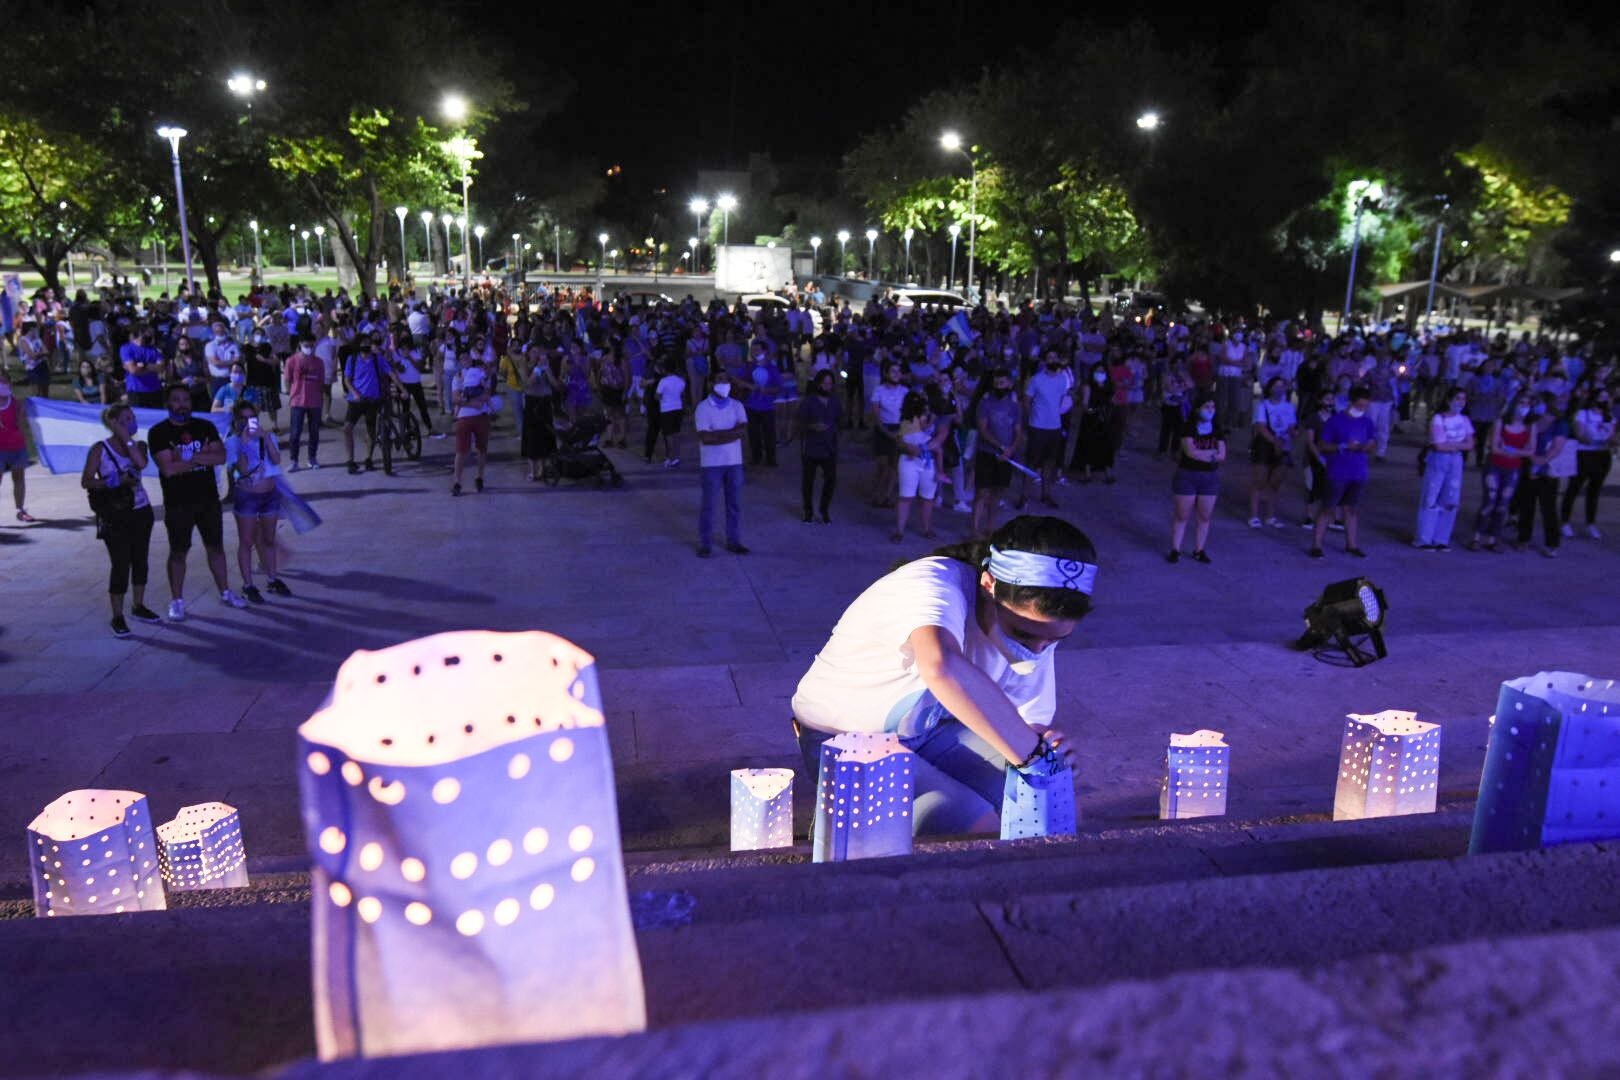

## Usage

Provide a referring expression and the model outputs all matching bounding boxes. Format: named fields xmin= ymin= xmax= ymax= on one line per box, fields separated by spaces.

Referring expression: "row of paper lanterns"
xmin=21 ymin=634 xmax=1618 ymax=1065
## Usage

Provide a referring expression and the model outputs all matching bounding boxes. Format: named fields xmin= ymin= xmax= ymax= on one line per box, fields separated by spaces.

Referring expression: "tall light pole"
xmin=865 ymin=228 xmax=878 ymax=278
xmin=440 ymin=213 xmax=454 ymax=278
xmin=688 ymin=236 xmax=698 ymax=275
xmin=597 ymin=232 xmax=608 ymax=296
xmin=456 ymin=216 xmax=468 ymax=282
xmin=248 ymin=219 xmax=262 ymax=284
xmin=156 ymin=126 xmax=195 ymax=293
xmin=1423 ymin=197 xmax=1449 ymax=328
xmin=312 ymin=224 xmax=326 ymax=269
xmin=443 ymin=94 xmax=475 ymax=292
xmin=419 ymin=209 xmax=434 ymax=271
xmin=288 ymin=224 xmax=295 ymax=272
xmin=940 ymin=131 xmax=977 ymax=302
xmin=512 ymin=232 xmax=522 ymax=277
xmin=688 ymin=197 xmax=708 ymax=271
xmin=1032 ymin=226 xmax=1044 ymax=299
xmin=226 ymin=73 xmax=266 ymax=117
xmin=393 ymin=206 xmax=409 ymax=281
xmin=948 ymin=224 xmax=961 ymax=291
xmin=903 ymin=227 xmax=914 ymax=282
xmin=300 ymin=230 xmax=310 ymax=270
xmin=1340 ymin=180 xmax=1383 ymax=333
xmin=554 ymin=223 xmax=561 ymax=274
xmin=474 ymin=224 xmax=486 ymax=271
xmin=836 ymin=230 xmax=850 ymax=276
xmin=810 ymin=235 xmax=822 ymax=276
xmin=717 ymin=193 xmax=737 ymax=247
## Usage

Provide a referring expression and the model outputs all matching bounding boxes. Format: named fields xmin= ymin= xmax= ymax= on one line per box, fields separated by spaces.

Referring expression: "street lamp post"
xmin=474 ymin=224 xmax=486 ymax=272
xmin=940 ymin=131 xmax=978 ymax=303
xmin=554 ymin=223 xmax=561 ymax=274
xmin=836 ymin=230 xmax=850 ymax=276
xmin=300 ymin=230 xmax=310 ymax=270
xmin=248 ymin=219 xmax=262 ymax=284
xmin=393 ymin=206 xmax=409 ymax=282
xmin=687 ymin=236 xmax=698 ymax=275
xmin=418 ymin=210 xmax=433 ymax=271
xmin=227 ymin=73 xmax=266 ymax=117
xmin=1032 ymin=227 xmax=1044 ymax=299
xmin=903 ymin=228 xmax=914 ymax=283
xmin=440 ymin=214 xmax=453 ymax=279
xmin=717 ymin=193 xmax=737 ymax=247
xmin=287 ymin=224 xmax=295 ymax=272
xmin=1340 ymin=180 xmax=1383 ymax=333
xmin=688 ymin=197 xmax=708 ymax=272
xmin=313 ymin=224 xmax=325 ymax=269
xmin=948 ymin=224 xmax=961 ymax=292
xmin=156 ymin=126 xmax=195 ymax=294
xmin=1423 ymin=198 xmax=1449 ymax=328
xmin=442 ymin=95 xmax=475 ymax=292
xmin=597 ymin=232 xmax=608 ymax=296
xmin=810 ymin=236 xmax=822 ymax=276
xmin=865 ymin=228 xmax=878 ymax=279
xmin=512 ymin=233 xmax=521 ymax=277
xmin=456 ymin=216 xmax=468 ymax=286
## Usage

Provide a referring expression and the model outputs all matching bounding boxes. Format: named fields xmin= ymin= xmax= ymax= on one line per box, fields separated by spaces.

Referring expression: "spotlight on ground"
xmin=1295 ymin=577 xmax=1388 ymax=667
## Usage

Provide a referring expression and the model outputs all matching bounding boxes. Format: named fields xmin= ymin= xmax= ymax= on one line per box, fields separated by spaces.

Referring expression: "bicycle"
xmin=377 ymin=384 xmax=422 ymax=471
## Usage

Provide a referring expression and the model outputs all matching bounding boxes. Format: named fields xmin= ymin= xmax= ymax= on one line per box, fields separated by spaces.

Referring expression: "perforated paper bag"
xmin=157 ymin=801 xmax=249 ymax=891
xmin=812 ymin=733 xmax=916 ymax=862
xmin=1001 ymin=749 xmax=1078 ymax=840
xmin=1159 ymin=730 xmax=1230 ymax=820
xmin=299 ymin=630 xmax=645 ymax=1060
xmin=1333 ymin=711 xmax=1440 ymax=821
xmin=28 ymin=789 xmax=166 ymax=917
xmin=730 ymin=768 xmax=793 ymax=851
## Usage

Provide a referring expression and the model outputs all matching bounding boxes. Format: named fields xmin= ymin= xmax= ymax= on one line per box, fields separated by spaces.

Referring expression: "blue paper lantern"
xmin=730 ymin=769 xmax=794 ymax=851
xmin=157 ymin=801 xmax=249 ymax=891
xmin=27 ymin=789 xmax=166 ymax=918
xmin=1159 ymin=729 xmax=1230 ymax=820
xmin=812 ymin=733 xmax=916 ymax=862
xmin=1001 ymin=750 xmax=1078 ymax=839
xmin=1333 ymin=711 xmax=1441 ymax=821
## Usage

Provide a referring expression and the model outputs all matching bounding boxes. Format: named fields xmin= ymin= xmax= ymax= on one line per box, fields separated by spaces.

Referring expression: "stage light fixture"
xmin=1296 ymin=577 xmax=1388 ymax=667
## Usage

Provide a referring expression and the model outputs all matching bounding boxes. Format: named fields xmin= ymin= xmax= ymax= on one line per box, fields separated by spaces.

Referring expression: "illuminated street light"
xmin=512 ymin=232 xmax=522 ymax=275
xmin=597 ymin=232 xmax=609 ymax=292
xmin=300 ymin=229 xmax=310 ymax=269
xmin=1340 ymin=179 xmax=1385 ymax=332
xmin=155 ymin=126 xmax=195 ymax=292
xmin=227 ymin=73 xmax=266 ymax=95
xmin=1135 ymin=111 xmax=1161 ymax=131
xmin=247 ymin=219 xmax=262 ymax=281
xmin=810 ymin=235 xmax=822 ymax=275
xmin=312 ymin=224 xmax=326 ymax=268
xmin=903 ymin=227 xmax=915 ymax=282
xmin=836 ymin=230 xmax=850 ymax=275
xmin=865 ymin=228 xmax=878 ymax=277
xmin=393 ymin=206 xmax=409 ymax=278
xmin=948 ymin=223 xmax=961 ymax=291
xmin=441 ymin=92 xmax=469 ymax=123
xmin=689 ymin=197 xmax=709 ymax=271
xmin=716 ymin=193 xmax=737 ymax=246
xmin=440 ymin=213 xmax=454 ymax=276
xmin=940 ymin=130 xmax=978 ymax=300
xmin=1609 ymin=249 xmax=1620 ymax=264
xmin=418 ymin=209 xmax=434 ymax=267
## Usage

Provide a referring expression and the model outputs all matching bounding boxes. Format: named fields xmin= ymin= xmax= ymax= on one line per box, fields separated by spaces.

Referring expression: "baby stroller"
xmin=543 ymin=414 xmax=624 ymax=488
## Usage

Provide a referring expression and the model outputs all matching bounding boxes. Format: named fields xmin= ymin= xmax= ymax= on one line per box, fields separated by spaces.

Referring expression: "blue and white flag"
xmin=24 ymin=398 xmax=230 ymax=476
xmin=943 ymin=310 xmax=976 ymax=344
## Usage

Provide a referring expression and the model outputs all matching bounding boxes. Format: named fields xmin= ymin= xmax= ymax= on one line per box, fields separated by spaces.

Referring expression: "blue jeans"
xmin=797 ymin=718 xmax=1006 ymax=836
xmin=289 ymin=406 xmax=321 ymax=464
xmin=699 ymin=464 xmax=743 ymax=547
xmin=1415 ymin=450 xmax=1464 ymax=545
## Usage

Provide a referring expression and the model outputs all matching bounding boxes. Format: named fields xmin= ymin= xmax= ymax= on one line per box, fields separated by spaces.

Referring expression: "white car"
xmin=893 ymin=288 xmax=967 ymax=310
xmin=739 ymin=293 xmax=824 ymax=336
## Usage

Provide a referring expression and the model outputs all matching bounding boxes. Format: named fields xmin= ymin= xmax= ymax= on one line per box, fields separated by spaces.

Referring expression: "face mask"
xmin=711 ymin=383 xmax=732 ymax=399
xmin=168 ymin=406 xmax=190 ymax=423
xmin=1348 ymin=407 xmax=1366 ymax=418
xmin=124 ymin=415 xmax=139 ymax=437
xmin=1533 ymin=403 xmax=1547 ymax=416
xmin=1093 ymin=371 xmax=1106 ymax=384
xmin=988 ymin=616 xmax=1043 ymax=677
xmin=1514 ymin=406 xmax=1530 ymax=419
xmin=231 ymin=373 xmax=245 ymax=386
xmin=994 ymin=386 xmax=1011 ymax=398
xmin=1195 ymin=418 xmax=1214 ymax=435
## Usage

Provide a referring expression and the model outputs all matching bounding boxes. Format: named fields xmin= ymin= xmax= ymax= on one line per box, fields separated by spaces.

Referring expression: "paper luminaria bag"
xmin=812 ymin=732 xmax=916 ymax=862
xmin=1159 ymin=729 xmax=1230 ymax=820
xmin=1471 ymin=671 xmax=1620 ymax=854
xmin=298 ymin=630 xmax=646 ymax=1061
xmin=1001 ymin=750 xmax=1078 ymax=840
xmin=28 ymin=789 xmax=167 ymax=917
xmin=157 ymin=802 xmax=249 ymax=891
xmin=730 ymin=768 xmax=794 ymax=851
xmin=1332 ymin=711 xmax=1441 ymax=821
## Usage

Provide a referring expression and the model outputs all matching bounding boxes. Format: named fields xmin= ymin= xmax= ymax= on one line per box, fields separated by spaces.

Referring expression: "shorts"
xmin=232 ymin=486 xmax=282 ymax=519
xmin=659 ymin=410 xmax=683 ymax=437
xmin=874 ymin=423 xmax=900 ymax=461
xmin=344 ymin=398 xmax=382 ymax=427
xmin=898 ymin=457 xmax=938 ymax=499
xmin=974 ymin=451 xmax=1013 ymax=491
xmin=455 ymin=414 xmax=491 ymax=454
xmin=1025 ymin=427 xmax=1064 ymax=469
xmin=1322 ymin=478 xmax=1365 ymax=508
xmin=1171 ymin=468 xmax=1221 ymax=497
xmin=164 ymin=499 xmax=224 ymax=552
xmin=0 ymin=447 xmax=28 ymax=471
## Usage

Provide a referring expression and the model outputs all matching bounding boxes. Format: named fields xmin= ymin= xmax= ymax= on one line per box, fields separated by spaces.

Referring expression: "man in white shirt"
xmin=204 ymin=321 xmax=240 ymax=397
xmin=693 ymin=368 xmax=749 ymax=558
xmin=1023 ymin=355 xmax=1071 ymax=506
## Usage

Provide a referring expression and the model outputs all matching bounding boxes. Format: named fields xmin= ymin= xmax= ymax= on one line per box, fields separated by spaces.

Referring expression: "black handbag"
xmin=87 ymin=442 xmax=138 ymax=518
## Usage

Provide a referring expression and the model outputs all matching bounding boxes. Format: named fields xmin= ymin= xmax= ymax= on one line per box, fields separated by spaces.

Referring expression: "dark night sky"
xmin=486 ymin=1 xmax=1244 ymax=191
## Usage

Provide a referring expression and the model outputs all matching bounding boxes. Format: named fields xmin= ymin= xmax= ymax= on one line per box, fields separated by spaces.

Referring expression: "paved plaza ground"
xmin=1 ymin=406 xmax=1616 ymax=888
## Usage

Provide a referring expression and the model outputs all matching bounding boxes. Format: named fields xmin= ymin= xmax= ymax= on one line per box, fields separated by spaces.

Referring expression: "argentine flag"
xmin=25 ymin=398 xmax=231 ymax=476
xmin=943 ymin=310 xmax=976 ymax=344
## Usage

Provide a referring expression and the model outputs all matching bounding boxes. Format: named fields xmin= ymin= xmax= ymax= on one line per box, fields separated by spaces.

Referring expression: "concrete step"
xmin=1 ymin=818 xmax=1614 ymax=1077
xmin=276 ymin=923 xmax=1620 ymax=1079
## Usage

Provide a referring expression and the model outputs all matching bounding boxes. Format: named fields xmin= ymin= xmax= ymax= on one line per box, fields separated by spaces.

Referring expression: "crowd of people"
xmin=1 ymin=275 xmax=1616 ymax=635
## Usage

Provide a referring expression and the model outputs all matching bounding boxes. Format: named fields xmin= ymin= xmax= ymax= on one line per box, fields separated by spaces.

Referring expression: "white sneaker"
xmin=167 ymin=599 xmax=186 ymax=622
xmin=1589 ymin=525 xmax=1604 ymax=540
xmin=1056 ymin=476 xmax=1070 ymax=487
xmin=308 ymin=460 xmax=323 ymax=469
xmin=221 ymin=589 xmax=248 ymax=610
xmin=1248 ymin=517 xmax=1263 ymax=529
xmin=1561 ymin=523 xmax=1575 ymax=539
xmin=953 ymin=501 xmax=973 ymax=514
xmin=1268 ymin=518 xmax=1287 ymax=529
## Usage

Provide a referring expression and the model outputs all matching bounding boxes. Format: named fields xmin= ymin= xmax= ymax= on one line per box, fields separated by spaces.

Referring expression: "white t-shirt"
xmin=871 ymin=382 xmax=908 ymax=425
xmin=1252 ymin=399 xmax=1297 ymax=438
xmin=452 ymin=367 xmax=489 ymax=418
xmin=656 ymin=373 xmax=686 ymax=414
xmin=791 ymin=557 xmax=1056 ymax=738
xmin=1026 ymin=369 xmax=1070 ymax=430
xmin=694 ymin=395 xmax=747 ymax=468
xmin=1429 ymin=411 xmax=1472 ymax=448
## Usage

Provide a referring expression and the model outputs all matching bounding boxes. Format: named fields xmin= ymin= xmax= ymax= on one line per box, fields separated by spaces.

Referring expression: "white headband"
xmin=985 ymin=546 xmax=1098 ymax=596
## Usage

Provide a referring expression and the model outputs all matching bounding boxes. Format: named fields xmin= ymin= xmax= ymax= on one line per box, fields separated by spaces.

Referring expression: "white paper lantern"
xmin=1471 ymin=671 xmax=1620 ymax=853
xmin=1001 ymin=752 xmax=1078 ymax=840
xmin=812 ymin=733 xmax=916 ymax=863
xmin=730 ymin=768 xmax=794 ymax=851
xmin=1333 ymin=711 xmax=1441 ymax=821
xmin=1160 ymin=729 xmax=1230 ymax=820
xmin=157 ymin=802 xmax=249 ymax=891
xmin=298 ymin=630 xmax=645 ymax=1061
xmin=27 ymin=789 xmax=167 ymax=918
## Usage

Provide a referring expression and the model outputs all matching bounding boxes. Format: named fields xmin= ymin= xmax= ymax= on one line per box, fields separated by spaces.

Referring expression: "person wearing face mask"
xmin=1467 ymin=393 xmax=1533 ymax=552
xmin=148 ymin=383 xmax=241 ymax=618
xmin=120 ymin=327 xmax=165 ymax=408
xmin=1559 ymin=388 xmax=1616 ymax=540
xmin=796 ymin=368 xmax=841 ymax=523
xmin=0 ymin=375 xmax=35 ymax=522
xmin=1168 ymin=395 xmax=1225 ymax=563
xmin=1412 ymin=386 xmax=1475 ymax=550
xmin=1299 ymin=391 xmax=1337 ymax=530
xmin=224 ymin=401 xmax=289 ymax=603
xmin=1310 ymin=384 xmax=1376 ymax=559
xmin=1515 ymin=393 xmax=1571 ymax=557
xmin=693 ymin=369 xmax=749 ymax=558
xmin=973 ymin=368 xmax=1024 ymax=537
xmin=1075 ymin=365 xmax=1120 ymax=484
xmin=1023 ymin=353 xmax=1072 ymax=508
xmin=893 ymin=390 xmax=949 ymax=542
xmin=1248 ymin=376 xmax=1296 ymax=529
xmin=211 ymin=362 xmax=248 ymax=412
xmin=81 ymin=404 xmax=162 ymax=636
xmin=868 ymin=361 xmax=909 ymax=507
xmin=204 ymin=320 xmax=240 ymax=399
xmin=790 ymin=515 xmax=1091 ymax=835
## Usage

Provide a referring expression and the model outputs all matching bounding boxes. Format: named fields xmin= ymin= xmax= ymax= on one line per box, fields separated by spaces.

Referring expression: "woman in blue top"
xmin=225 ymin=401 xmax=288 ymax=603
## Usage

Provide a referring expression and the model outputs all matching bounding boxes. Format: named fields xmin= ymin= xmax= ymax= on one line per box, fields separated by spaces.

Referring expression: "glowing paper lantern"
xmin=299 ymin=630 xmax=645 ymax=1061
xmin=1471 ymin=671 xmax=1620 ymax=854
xmin=157 ymin=801 xmax=249 ymax=891
xmin=730 ymin=768 xmax=794 ymax=851
xmin=1159 ymin=729 xmax=1230 ymax=820
xmin=1001 ymin=750 xmax=1078 ymax=840
xmin=27 ymin=789 xmax=166 ymax=918
xmin=1332 ymin=711 xmax=1441 ymax=821
xmin=812 ymin=732 xmax=916 ymax=862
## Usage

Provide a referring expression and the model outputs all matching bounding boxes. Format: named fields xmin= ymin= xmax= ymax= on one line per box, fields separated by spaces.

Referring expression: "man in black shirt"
xmin=147 ymin=384 xmax=243 ymax=619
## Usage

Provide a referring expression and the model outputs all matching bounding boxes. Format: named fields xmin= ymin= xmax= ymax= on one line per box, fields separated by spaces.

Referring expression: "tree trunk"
xmin=14 ymin=240 xmax=66 ymax=295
